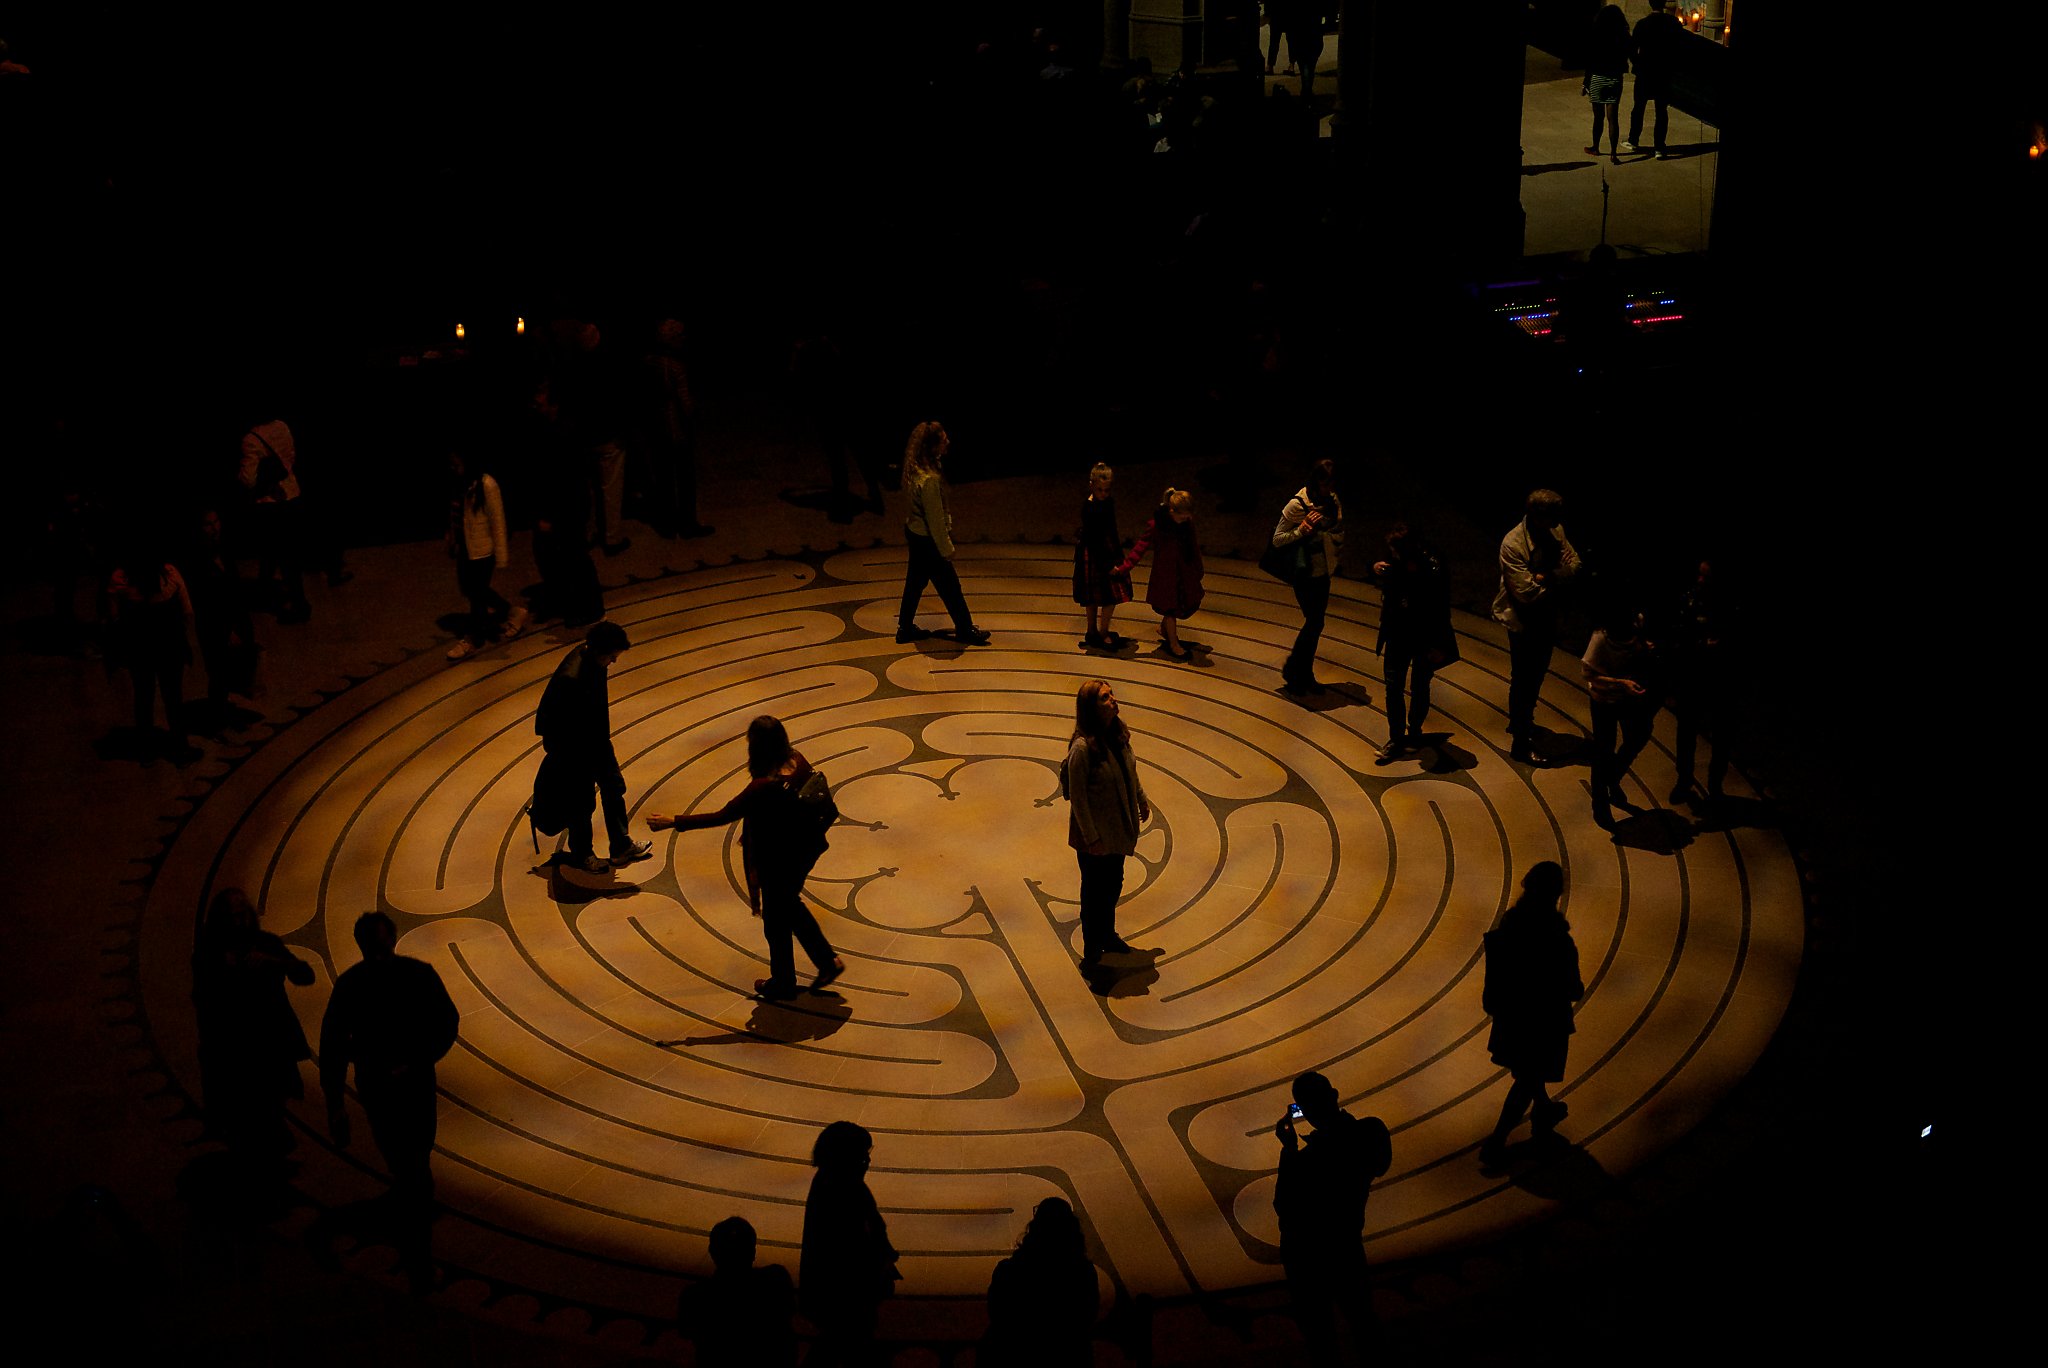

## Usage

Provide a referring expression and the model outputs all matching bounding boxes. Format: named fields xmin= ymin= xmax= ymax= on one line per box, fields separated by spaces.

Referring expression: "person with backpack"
xmin=651 ymin=715 xmax=845 ymax=1001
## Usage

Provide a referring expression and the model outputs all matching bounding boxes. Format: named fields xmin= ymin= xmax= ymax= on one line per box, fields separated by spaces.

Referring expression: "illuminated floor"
xmin=131 ymin=538 xmax=1802 ymax=1352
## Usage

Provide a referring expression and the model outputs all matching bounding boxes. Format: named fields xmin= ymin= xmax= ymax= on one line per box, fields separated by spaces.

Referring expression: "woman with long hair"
xmin=895 ymin=421 xmax=990 ymax=645
xmin=1269 ymin=457 xmax=1345 ymax=695
xmin=1061 ymin=679 xmax=1151 ymax=967
xmin=1479 ymin=862 xmax=1584 ymax=1163
xmin=651 ymin=715 xmax=845 ymax=1001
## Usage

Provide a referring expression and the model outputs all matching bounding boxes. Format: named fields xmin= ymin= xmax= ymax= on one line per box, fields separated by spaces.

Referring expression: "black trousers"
xmin=1382 ymin=640 xmax=1437 ymax=739
xmin=1505 ymin=624 xmax=1556 ymax=740
xmin=456 ymin=555 xmax=509 ymax=642
xmin=760 ymin=872 xmax=836 ymax=989
xmin=1076 ymin=850 xmax=1126 ymax=954
xmin=1287 ymin=574 xmax=1331 ymax=684
xmin=899 ymin=531 xmax=975 ymax=632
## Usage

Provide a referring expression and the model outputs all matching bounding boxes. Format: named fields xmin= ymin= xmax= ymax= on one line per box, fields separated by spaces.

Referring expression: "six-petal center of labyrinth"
xmin=139 ymin=544 xmax=1805 ymax=1315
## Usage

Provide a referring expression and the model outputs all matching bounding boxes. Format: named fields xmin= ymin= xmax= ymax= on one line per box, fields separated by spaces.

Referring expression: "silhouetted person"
xmin=1667 ymin=558 xmax=1735 ymax=805
xmin=1062 ymin=679 xmax=1152 ymax=969
xmin=1274 ymin=1071 xmax=1392 ymax=1364
xmin=1271 ymin=458 xmax=1345 ymax=695
xmin=800 ymin=1120 xmax=898 ymax=1367
xmin=1371 ymin=520 xmax=1459 ymax=763
xmin=645 ymin=318 xmax=713 ymax=538
xmin=650 ymin=714 xmax=844 ymax=1002
xmin=184 ymin=508 xmax=259 ymax=722
xmin=536 ymin=620 xmax=652 ymax=873
xmin=1480 ymin=863 xmax=1585 ymax=1164
xmin=1625 ymin=0 xmax=1683 ymax=157
xmin=981 ymin=1196 xmax=1098 ymax=1367
xmin=528 ymin=380 xmax=605 ymax=628
xmin=319 ymin=911 xmax=460 ymax=1291
xmin=1494 ymin=489 xmax=1581 ymax=764
xmin=192 ymin=887 xmax=312 ymax=1174
xmin=107 ymin=539 xmax=199 ymax=764
xmin=678 ymin=1215 xmax=797 ymax=1368
xmin=1581 ymin=607 xmax=1659 ymax=830
xmin=1583 ymin=4 xmax=1631 ymax=160
xmin=895 ymin=421 xmax=990 ymax=645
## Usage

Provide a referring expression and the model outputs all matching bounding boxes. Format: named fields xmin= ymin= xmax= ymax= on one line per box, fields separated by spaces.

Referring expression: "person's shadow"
xmin=666 ymin=993 xmax=853 ymax=1047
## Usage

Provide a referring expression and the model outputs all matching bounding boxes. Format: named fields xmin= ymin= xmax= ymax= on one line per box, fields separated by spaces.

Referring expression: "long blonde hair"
xmin=903 ymin=421 xmax=948 ymax=486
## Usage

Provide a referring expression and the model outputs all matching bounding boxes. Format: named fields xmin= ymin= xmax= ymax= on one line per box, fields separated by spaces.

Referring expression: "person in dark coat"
xmin=1073 ymin=462 xmax=1132 ymax=650
xmin=536 ymin=620 xmax=653 ymax=873
xmin=1274 ymin=1070 xmax=1393 ymax=1363
xmin=1371 ymin=520 xmax=1459 ymax=762
xmin=980 ymin=1197 xmax=1098 ymax=1367
xmin=651 ymin=714 xmax=844 ymax=1002
xmin=799 ymin=1120 xmax=898 ymax=1367
xmin=1479 ymin=863 xmax=1585 ymax=1163
xmin=191 ymin=887 xmax=313 ymax=1172
xmin=1118 ymin=486 xmax=1206 ymax=660
xmin=319 ymin=910 xmax=461 ymax=1290
xmin=677 ymin=1215 xmax=797 ymax=1368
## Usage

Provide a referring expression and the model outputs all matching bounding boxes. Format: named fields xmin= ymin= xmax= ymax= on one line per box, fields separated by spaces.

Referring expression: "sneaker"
xmin=895 ymin=625 xmax=934 ymax=643
xmin=611 ymin=838 xmax=654 ymax=865
xmin=1620 ymin=140 xmax=1637 ymax=152
xmin=445 ymin=638 xmax=480 ymax=661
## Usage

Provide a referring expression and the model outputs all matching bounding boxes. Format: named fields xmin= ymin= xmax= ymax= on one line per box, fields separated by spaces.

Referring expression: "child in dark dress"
xmin=1073 ymin=463 xmax=1132 ymax=650
xmin=1119 ymin=487 xmax=1206 ymax=660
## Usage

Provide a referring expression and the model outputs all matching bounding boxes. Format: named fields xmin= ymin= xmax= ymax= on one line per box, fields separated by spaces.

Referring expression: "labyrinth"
xmin=138 ymin=542 xmax=1803 ymax=1322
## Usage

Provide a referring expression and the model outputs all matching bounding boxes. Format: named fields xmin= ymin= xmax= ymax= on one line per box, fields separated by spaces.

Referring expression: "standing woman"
xmin=1371 ymin=520 xmax=1458 ymax=762
xmin=650 ymin=715 xmax=845 ymax=1002
xmin=1119 ymin=486 xmax=1206 ymax=660
xmin=444 ymin=450 xmax=527 ymax=661
xmin=800 ymin=1120 xmax=899 ymax=1367
xmin=1583 ymin=4 xmax=1631 ymax=161
xmin=1073 ymin=462 xmax=1132 ymax=649
xmin=895 ymin=421 xmax=991 ymax=646
xmin=1061 ymin=679 xmax=1151 ymax=967
xmin=1479 ymin=863 xmax=1584 ymax=1164
xmin=1270 ymin=458 xmax=1345 ymax=696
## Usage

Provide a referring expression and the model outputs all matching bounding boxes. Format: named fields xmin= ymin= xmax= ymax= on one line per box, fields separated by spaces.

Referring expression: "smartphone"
xmin=1286 ymin=1102 xmax=1304 ymax=1121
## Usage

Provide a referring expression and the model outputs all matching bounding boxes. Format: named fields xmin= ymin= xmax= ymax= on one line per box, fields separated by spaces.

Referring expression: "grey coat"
xmin=1062 ymin=735 xmax=1148 ymax=855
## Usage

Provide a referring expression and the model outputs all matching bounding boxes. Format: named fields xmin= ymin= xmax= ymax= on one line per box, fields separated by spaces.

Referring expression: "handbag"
xmin=1258 ymin=539 xmax=1306 ymax=584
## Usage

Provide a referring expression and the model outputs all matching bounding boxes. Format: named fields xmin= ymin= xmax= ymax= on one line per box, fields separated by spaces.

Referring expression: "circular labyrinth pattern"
xmin=140 ymin=543 xmax=1803 ymax=1321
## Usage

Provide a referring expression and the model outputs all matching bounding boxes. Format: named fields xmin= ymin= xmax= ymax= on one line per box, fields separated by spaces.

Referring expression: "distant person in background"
xmin=1625 ymin=0 xmax=1684 ymax=158
xmin=1118 ymin=487 xmax=1206 ymax=661
xmin=1493 ymin=489 xmax=1581 ymax=764
xmin=800 ymin=1120 xmax=899 ymax=1367
xmin=1271 ymin=458 xmax=1345 ymax=696
xmin=1480 ymin=863 xmax=1584 ymax=1164
xmin=192 ymin=887 xmax=313 ymax=1176
xmin=677 ymin=1216 xmax=797 ymax=1368
xmin=108 ymin=539 xmax=200 ymax=764
xmin=981 ymin=1197 xmax=1098 ymax=1367
xmin=1582 ymin=4 xmax=1631 ymax=161
xmin=1371 ymin=520 xmax=1458 ymax=762
xmin=895 ymin=421 xmax=991 ymax=645
xmin=443 ymin=450 xmax=526 ymax=660
xmin=645 ymin=318 xmax=714 ymax=539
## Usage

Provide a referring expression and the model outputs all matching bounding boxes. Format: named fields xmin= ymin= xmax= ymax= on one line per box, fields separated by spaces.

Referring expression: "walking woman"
xmin=1479 ymin=862 xmax=1584 ymax=1164
xmin=800 ymin=1120 xmax=899 ymax=1367
xmin=1061 ymin=679 xmax=1150 ymax=966
xmin=651 ymin=715 xmax=845 ymax=1001
xmin=445 ymin=450 xmax=527 ymax=660
xmin=1270 ymin=458 xmax=1345 ymax=696
xmin=896 ymin=421 xmax=991 ymax=645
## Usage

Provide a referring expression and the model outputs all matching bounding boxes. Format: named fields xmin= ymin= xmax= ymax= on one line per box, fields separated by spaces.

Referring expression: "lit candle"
xmin=455 ymin=322 xmax=466 ymax=340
